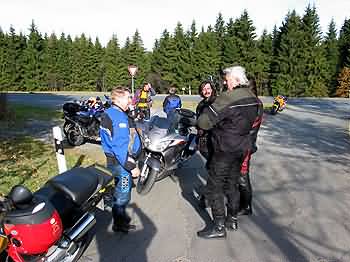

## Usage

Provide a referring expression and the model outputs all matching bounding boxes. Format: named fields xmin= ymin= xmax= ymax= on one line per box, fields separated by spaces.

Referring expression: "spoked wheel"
xmin=67 ymin=126 xmax=85 ymax=146
xmin=63 ymin=122 xmax=73 ymax=136
xmin=136 ymin=165 xmax=158 ymax=195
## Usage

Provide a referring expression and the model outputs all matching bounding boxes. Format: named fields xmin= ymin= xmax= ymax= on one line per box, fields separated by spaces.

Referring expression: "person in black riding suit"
xmin=196 ymin=80 xmax=217 ymax=160
xmin=196 ymin=66 xmax=261 ymax=239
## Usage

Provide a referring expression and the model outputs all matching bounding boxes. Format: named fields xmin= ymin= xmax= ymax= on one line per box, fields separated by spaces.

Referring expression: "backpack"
xmin=164 ymin=95 xmax=181 ymax=114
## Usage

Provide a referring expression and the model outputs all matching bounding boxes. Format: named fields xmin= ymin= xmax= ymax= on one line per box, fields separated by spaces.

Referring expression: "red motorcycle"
xmin=0 ymin=165 xmax=113 ymax=262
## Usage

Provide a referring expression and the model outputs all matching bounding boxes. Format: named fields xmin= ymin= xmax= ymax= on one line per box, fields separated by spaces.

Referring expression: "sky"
xmin=0 ymin=0 xmax=349 ymax=51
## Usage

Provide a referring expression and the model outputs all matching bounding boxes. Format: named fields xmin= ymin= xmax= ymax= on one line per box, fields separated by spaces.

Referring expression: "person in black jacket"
xmin=196 ymin=81 xmax=216 ymax=160
xmin=196 ymin=66 xmax=261 ymax=239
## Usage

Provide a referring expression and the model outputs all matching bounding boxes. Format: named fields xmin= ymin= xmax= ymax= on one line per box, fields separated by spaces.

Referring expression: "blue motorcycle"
xmin=63 ymin=96 xmax=111 ymax=146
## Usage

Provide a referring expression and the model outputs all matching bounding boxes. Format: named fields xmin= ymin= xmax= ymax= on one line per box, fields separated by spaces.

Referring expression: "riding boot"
xmin=225 ymin=215 xmax=238 ymax=231
xmin=112 ymin=207 xmax=136 ymax=233
xmin=197 ymin=216 xmax=226 ymax=239
xmin=238 ymin=174 xmax=253 ymax=216
xmin=238 ymin=205 xmax=252 ymax=216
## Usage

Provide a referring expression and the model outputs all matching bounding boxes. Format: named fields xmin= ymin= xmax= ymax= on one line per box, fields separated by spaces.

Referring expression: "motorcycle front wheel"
xmin=63 ymin=121 xmax=72 ymax=136
xmin=271 ymin=104 xmax=279 ymax=115
xmin=67 ymin=126 xmax=85 ymax=146
xmin=136 ymin=165 xmax=158 ymax=195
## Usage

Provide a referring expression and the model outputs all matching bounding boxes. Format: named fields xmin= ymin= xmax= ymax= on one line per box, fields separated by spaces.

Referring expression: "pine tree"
xmin=70 ymin=34 xmax=91 ymax=90
xmin=57 ymin=33 xmax=72 ymax=90
xmin=104 ymin=35 xmax=123 ymax=90
xmin=223 ymin=10 xmax=257 ymax=72
xmin=192 ymin=29 xmax=221 ymax=89
xmin=338 ymin=18 xmax=350 ymax=68
xmin=151 ymin=29 xmax=178 ymax=91
xmin=271 ymin=11 xmax=306 ymax=96
xmin=171 ymin=22 xmax=192 ymax=91
xmin=301 ymin=5 xmax=328 ymax=97
xmin=43 ymin=33 xmax=59 ymax=90
xmin=150 ymin=30 xmax=173 ymax=93
xmin=24 ymin=20 xmax=45 ymax=90
xmin=0 ymin=28 xmax=7 ymax=90
xmin=335 ymin=67 xmax=350 ymax=97
xmin=121 ymin=30 xmax=149 ymax=89
xmin=323 ymin=19 xmax=339 ymax=96
xmin=214 ymin=13 xmax=225 ymax=68
xmin=255 ymin=30 xmax=273 ymax=95
xmin=88 ymin=37 xmax=105 ymax=91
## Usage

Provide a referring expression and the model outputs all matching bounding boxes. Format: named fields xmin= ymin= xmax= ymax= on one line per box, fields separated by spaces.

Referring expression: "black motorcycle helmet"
xmin=8 ymin=185 xmax=33 ymax=206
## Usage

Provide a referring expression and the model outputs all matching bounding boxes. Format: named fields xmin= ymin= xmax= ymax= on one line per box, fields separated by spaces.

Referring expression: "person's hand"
xmin=131 ymin=167 xmax=141 ymax=178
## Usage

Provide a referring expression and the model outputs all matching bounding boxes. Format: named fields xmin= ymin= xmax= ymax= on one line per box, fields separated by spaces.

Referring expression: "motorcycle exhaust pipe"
xmin=66 ymin=212 xmax=96 ymax=241
xmin=45 ymin=213 xmax=96 ymax=262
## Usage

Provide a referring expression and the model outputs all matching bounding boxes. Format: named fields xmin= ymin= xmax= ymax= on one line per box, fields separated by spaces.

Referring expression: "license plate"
xmin=96 ymin=198 xmax=105 ymax=211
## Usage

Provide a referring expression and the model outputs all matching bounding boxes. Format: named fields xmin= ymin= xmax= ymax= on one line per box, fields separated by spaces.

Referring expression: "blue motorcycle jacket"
xmin=100 ymin=104 xmax=142 ymax=171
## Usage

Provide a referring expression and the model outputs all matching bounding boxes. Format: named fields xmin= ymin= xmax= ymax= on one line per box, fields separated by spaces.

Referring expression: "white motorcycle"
xmin=136 ymin=108 xmax=197 ymax=195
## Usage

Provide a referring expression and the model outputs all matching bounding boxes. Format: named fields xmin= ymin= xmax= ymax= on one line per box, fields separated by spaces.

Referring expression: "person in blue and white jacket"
xmin=100 ymin=86 xmax=142 ymax=233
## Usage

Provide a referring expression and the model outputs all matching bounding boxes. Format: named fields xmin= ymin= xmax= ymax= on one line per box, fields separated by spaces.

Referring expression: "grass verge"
xmin=0 ymin=136 xmax=96 ymax=196
xmin=2 ymin=104 xmax=62 ymax=130
xmin=0 ymin=104 xmax=96 ymax=196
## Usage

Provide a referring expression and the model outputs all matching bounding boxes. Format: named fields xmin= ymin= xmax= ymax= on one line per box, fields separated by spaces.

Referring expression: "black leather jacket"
xmin=197 ymin=87 xmax=261 ymax=156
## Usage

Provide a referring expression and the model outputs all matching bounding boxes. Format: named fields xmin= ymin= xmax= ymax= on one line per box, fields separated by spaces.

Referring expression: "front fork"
xmin=140 ymin=153 xmax=151 ymax=179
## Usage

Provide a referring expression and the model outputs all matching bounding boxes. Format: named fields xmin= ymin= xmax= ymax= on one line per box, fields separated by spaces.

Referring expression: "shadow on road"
xmin=87 ymin=203 xmax=157 ymax=262
xmin=263 ymin=107 xmax=350 ymax=164
xmin=175 ymin=153 xmax=213 ymax=227
xmin=174 ymin=104 xmax=350 ymax=260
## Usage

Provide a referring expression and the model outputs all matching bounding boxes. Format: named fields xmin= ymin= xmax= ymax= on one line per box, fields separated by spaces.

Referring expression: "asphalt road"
xmin=6 ymin=93 xmax=350 ymax=262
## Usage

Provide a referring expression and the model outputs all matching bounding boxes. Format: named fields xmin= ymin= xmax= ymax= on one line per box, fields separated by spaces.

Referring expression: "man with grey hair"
xmin=196 ymin=66 xmax=261 ymax=239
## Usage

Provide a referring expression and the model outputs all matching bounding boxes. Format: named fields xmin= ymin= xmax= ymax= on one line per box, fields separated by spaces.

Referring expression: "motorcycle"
xmin=136 ymin=108 xmax=197 ymax=195
xmin=63 ymin=95 xmax=111 ymax=146
xmin=0 ymin=165 xmax=113 ymax=262
xmin=271 ymin=95 xmax=287 ymax=115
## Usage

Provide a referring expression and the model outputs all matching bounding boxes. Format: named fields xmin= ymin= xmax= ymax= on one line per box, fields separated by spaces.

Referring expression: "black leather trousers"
xmin=206 ymin=153 xmax=242 ymax=217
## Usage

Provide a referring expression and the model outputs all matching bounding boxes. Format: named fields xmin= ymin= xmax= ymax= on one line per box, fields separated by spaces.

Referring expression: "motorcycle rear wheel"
xmin=62 ymin=226 xmax=95 ymax=262
xmin=136 ymin=165 xmax=157 ymax=195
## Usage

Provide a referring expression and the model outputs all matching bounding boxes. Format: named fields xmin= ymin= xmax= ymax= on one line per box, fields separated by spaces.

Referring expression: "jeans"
xmin=106 ymin=158 xmax=132 ymax=214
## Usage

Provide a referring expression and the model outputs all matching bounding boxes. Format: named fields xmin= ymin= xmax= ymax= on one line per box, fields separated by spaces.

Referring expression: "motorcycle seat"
xmin=47 ymin=167 xmax=98 ymax=205
xmin=47 ymin=167 xmax=111 ymax=206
